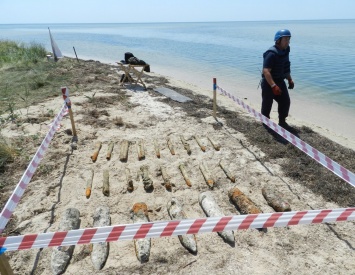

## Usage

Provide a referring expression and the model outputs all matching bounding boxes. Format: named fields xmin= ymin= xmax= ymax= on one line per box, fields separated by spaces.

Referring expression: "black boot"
xmin=278 ymin=118 xmax=290 ymax=129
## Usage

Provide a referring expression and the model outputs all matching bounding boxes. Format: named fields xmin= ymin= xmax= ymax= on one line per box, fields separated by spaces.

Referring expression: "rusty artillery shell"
xmin=102 ymin=170 xmax=110 ymax=196
xmin=207 ymin=136 xmax=220 ymax=151
xmin=137 ymin=139 xmax=145 ymax=160
xmin=160 ymin=166 xmax=172 ymax=191
xmin=193 ymin=135 xmax=206 ymax=152
xmin=86 ymin=169 xmax=94 ymax=198
xmin=132 ymin=203 xmax=151 ymax=263
xmin=140 ymin=165 xmax=153 ymax=191
xmin=219 ymin=160 xmax=235 ymax=183
xmin=228 ymin=187 xmax=261 ymax=215
xmin=199 ymin=161 xmax=214 ymax=189
xmin=180 ymin=135 xmax=191 ymax=155
xmin=262 ymin=185 xmax=291 ymax=212
xmin=154 ymin=138 xmax=160 ymax=158
xmin=125 ymin=168 xmax=134 ymax=192
xmin=167 ymin=198 xmax=197 ymax=254
xmin=166 ymin=136 xmax=175 ymax=155
xmin=91 ymin=141 xmax=102 ymax=162
xmin=119 ymin=140 xmax=129 ymax=162
xmin=91 ymin=206 xmax=110 ymax=270
xmin=106 ymin=141 xmax=114 ymax=160
xmin=179 ymin=163 xmax=192 ymax=187
xmin=199 ymin=192 xmax=235 ymax=245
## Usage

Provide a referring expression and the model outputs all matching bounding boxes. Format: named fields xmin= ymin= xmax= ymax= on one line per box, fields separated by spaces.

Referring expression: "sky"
xmin=0 ymin=0 xmax=354 ymax=24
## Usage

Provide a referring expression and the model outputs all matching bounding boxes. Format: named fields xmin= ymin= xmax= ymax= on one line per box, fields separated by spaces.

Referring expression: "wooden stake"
xmin=68 ymin=108 xmax=77 ymax=136
xmin=119 ymin=140 xmax=129 ymax=161
xmin=179 ymin=163 xmax=191 ymax=187
xmin=91 ymin=142 xmax=102 ymax=162
xmin=0 ymin=253 xmax=14 ymax=275
xmin=106 ymin=141 xmax=114 ymax=160
xmin=86 ymin=169 xmax=94 ymax=198
xmin=213 ymin=78 xmax=217 ymax=119
xmin=103 ymin=170 xmax=110 ymax=196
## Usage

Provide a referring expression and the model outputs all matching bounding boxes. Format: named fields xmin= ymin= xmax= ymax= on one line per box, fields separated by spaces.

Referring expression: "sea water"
xmin=1 ymin=20 xmax=355 ymax=112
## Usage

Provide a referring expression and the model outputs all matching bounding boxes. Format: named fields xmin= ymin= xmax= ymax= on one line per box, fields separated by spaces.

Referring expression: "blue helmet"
xmin=274 ymin=29 xmax=291 ymax=41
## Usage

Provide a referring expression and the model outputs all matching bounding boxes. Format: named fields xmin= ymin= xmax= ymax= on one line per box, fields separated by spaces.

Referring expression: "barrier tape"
xmin=0 ymin=207 xmax=354 ymax=251
xmin=216 ymin=85 xmax=355 ymax=188
xmin=0 ymin=104 xmax=68 ymax=235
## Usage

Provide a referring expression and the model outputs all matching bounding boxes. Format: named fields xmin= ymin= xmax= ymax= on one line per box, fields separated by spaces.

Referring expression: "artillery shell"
xmin=119 ymin=140 xmax=129 ymax=162
xmin=154 ymin=138 xmax=160 ymax=158
xmin=137 ymin=139 xmax=145 ymax=160
xmin=160 ymin=166 xmax=172 ymax=191
xmin=207 ymin=136 xmax=221 ymax=151
xmin=103 ymin=170 xmax=110 ymax=196
xmin=219 ymin=160 xmax=235 ymax=183
xmin=180 ymin=135 xmax=191 ymax=155
xmin=125 ymin=168 xmax=134 ymax=192
xmin=167 ymin=136 xmax=175 ymax=155
xmin=228 ymin=187 xmax=261 ymax=215
xmin=86 ymin=169 xmax=94 ymax=198
xmin=199 ymin=161 xmax=214 ymax=189
xmin=51 ymin=208 xmax=80 ymax=275
xmin=91 ymin=206 xmax=110 ymax=270
xmin=198 ymin=192 xmax=235 ymax=245
xmin=140 ymin=165 xmax=153 ymax=191
xmin=91 ymin=141 xmax=102 ymax=162
xmin=132 ymin=203 xmax=151 ymax=263
xmin=179 ymin=163 xmax=192 ymax=187
xmin=167 ymin=198 xmax=197 ymax=254
xmin=106 ymin=141 xmax=114 ymax=160
xmin=193 ymin=135 xmax=206 ymax=152
xmin=262 ymin=185 xmax=291 ymax=212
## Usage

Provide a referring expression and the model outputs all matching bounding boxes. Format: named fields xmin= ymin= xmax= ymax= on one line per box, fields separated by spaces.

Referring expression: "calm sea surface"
xmin=1 ymin=20 xmax=355 ymax=111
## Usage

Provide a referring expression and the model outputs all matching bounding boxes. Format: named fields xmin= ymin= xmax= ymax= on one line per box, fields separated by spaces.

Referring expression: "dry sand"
xmin=1 ymin=62 xmax=355 ymax=275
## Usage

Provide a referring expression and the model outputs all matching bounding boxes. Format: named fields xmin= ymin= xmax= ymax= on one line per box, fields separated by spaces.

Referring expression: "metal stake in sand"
xmin=213 ymin=78 xmax=217 ymax=119
xmin=61 ymin=87 xmax=77 ymax=137
xmin=0 ymin=251 xmax=14 ymax=275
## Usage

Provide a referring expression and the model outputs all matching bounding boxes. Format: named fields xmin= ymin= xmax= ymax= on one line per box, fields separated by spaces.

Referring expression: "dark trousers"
xmin=261 ymin=79 xmax=290 ymax=121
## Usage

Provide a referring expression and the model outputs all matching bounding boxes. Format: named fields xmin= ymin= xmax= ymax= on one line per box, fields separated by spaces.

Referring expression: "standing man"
xmin=261 ymin=29 xmax=294 ymax=129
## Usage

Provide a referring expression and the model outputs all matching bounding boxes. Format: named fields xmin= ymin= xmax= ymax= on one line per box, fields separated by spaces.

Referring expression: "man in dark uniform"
xmin=261 ymin=29 xmax=294 ymax=129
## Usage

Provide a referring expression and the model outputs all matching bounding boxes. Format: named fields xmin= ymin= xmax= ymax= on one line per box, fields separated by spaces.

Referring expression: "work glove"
xmin=272 ymin=85 xmax=282 ymax=96
xmin=288 ymin=79 xmax=294 ymax=89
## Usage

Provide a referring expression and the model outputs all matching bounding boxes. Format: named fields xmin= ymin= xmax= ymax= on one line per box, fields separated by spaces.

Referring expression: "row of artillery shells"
xmin=90 ymin=135 xmax=221 ymax=163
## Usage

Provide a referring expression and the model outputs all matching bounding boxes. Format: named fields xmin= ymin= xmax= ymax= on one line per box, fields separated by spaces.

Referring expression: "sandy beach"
xmin=1 ymin=58 xmax=355 ymax=274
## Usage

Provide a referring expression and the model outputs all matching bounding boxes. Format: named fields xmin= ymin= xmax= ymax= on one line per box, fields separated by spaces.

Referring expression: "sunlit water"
xmin=1 ymin=20 xmax=355 ymax=111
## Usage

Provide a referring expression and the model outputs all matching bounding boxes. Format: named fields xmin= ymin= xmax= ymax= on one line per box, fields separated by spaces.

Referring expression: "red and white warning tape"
xmin=0 ymin=104 xmax=68 ymax=235
xmin=216 ymin=85 xmax=355 ymax=188
xmin=0 ymin=207 xmax=354 ymax=252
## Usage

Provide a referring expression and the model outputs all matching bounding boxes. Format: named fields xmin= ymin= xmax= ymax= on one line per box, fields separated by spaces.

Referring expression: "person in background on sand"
xmin=261 ymin=29 xmax=295 ymax=129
